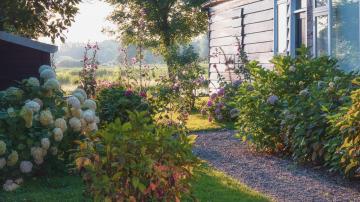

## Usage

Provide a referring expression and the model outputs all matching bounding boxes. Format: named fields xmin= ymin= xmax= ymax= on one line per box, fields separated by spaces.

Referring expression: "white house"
xmin=203 ymin=0 xmax=359 ymax=89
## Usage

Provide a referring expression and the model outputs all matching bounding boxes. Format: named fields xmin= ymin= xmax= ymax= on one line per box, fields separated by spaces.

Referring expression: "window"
xmin=315 ymin=15 xmax=329 ymax=55
xmin=292 ymin=0 xmax=307 ymax=54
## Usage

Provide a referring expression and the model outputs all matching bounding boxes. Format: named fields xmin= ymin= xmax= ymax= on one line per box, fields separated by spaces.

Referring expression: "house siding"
xmin=207 ymin=0 xmax=275 ymax=91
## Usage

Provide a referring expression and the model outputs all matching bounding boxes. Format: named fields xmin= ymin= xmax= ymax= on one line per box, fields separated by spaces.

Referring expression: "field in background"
xmin=57 ymin=64 xmax=208 ymax=92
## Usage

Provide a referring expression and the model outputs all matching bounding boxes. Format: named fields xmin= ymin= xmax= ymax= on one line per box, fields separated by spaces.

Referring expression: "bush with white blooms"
xmin=0 ymin=65 xmax=99 ymax=191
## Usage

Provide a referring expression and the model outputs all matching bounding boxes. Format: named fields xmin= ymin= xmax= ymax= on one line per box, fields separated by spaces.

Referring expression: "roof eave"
xmin=202 ymin=0 xmax=229 ymax=9
xmin=0 ymin=31 xmax=58 ymax=53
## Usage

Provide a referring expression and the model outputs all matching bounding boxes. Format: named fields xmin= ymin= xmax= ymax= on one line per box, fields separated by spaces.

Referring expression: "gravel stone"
xmin=194 ymin=130 xmax=360 ymax=202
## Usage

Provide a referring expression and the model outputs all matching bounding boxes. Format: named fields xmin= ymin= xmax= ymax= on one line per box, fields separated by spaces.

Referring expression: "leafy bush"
xmin=76 ymin=111 xmax=199 ymax=201
xmin=233 ymin=48 xmax=360 ymax=177
xmin=96 ymin=87 xmax=151 ymax=124
xmin=327 ymin=83 xmax=360 ymax=177
xmin=0 ymin=65 xmax=99 ymax=191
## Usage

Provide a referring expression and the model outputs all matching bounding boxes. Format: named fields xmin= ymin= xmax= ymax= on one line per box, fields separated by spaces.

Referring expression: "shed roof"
xmin=202 ymin=0 xmax=230 ymax=8
xmin=0 ymin=31 xmax=58 ymax=53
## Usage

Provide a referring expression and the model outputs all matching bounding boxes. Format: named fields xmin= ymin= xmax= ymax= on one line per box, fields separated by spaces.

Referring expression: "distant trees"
xmin=106 ymin=0 xmax=208 ymax=76
xmin=0 ymin=0 xmax=81 ymax=42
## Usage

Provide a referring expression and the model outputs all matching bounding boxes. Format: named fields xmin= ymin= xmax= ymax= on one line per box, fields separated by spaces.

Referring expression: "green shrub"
xmin=234 ymin=48 xmax=360 ymax=177
xmin=327 ymin=85 xmax=360 ymax=177
xmin=76 ymin=111 xmax=199 ymax=201
xmin=0 ymin=65 xmax=99 ymax=191
xmin=96 ymin=87 xmax=151 ymax=124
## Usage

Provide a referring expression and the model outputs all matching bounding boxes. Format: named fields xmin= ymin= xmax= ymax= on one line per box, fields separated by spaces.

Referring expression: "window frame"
xmin=312 ymin=0 xmax=332 ymax=56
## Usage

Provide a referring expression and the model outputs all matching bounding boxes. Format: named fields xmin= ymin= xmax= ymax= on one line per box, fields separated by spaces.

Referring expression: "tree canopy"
xmin=106 ymin=0 xmax=208 ymax=55
xmin=0 ymin=0 xmax=81 ymax=42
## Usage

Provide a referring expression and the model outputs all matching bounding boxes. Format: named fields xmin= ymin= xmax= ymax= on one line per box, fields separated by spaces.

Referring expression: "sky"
xmin=39 ymin=0 xmax=115 ymax=45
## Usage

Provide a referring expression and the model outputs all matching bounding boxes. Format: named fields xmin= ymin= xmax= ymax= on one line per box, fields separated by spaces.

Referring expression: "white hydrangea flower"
xmin=83 ymin=99 xmax=97 ymax=111
xmin=20 ymin=106 xmax=33 ymax=128
xmin=33 ymin=98 xmax=43 ymax=108
xmin=73 ymin=88 xmax=87 ymax=100
xmin=38 ymin=65 xmax=53 ymax=74
xmin=55 ymin=118 xmax=67 ymax=132
xmin=67 ymin=96 xmax=81 ymax=109
xmin=289 ymin=65 xmax=296 ymax=72
xmin=31 ymin=147 xmax=44 ymax=160
xmin=73 ymin=92 xmax=85 ymax=104
xmin=50 ymin=146 xmax=58 ymax=155
xmin=20 ymin=161 xmax=33 ymax=173
xmin=6 ymin=87 xmax=24 ymax=101
xmin=27 ymin=77 xmax=40 ymax=87
xmin=0 ymin=140 xmax=6 ymax=155
xmin=40 ymin=69 xmax=56 ymax=80
xmin=39 ymin=109 xmax=54 ymax=126
xmin=69 ymin=117 xmax=82 ymax=132
xmin=3 ymin=180 xmax=19 ymax=192
xmin=15 ymin=178 xmax=23 ymax=185
xmin=7 ymin=107 xmax=16 ymax=118
xmin=7 ymin=151 xmax=18 ymax=166
xmin=299 ymin=89 xmax=309 ymax=97
xmin=71 ymin=108 xmax=82 ymax=118
xmin=44 ymin=78 xmax=60 ymax=91
xmin=87 ymin=122 xmax=98 ymax=132
xmin=0 ymin=158 xmax=6 ymax=169
xmin=83 ymin=109 xmax=95 ymax=123
xmin=328 ymin=81 xmax=336 ymax=88
xmin=25 ymin=101 xmax=41 ymax=113
xmin=41 ymin=138 xmax=51 ymax=150
xmin=53 ymin=128 xmax=63 ymax=142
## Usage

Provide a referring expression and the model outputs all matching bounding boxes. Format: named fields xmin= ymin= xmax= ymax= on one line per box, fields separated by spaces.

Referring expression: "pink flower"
xmin=208 ymin=116 xmax=213 ymax=122
xmin=125 ymin=89 xmax=133 ymax=96
xmin=207 ymin=100 xmax=213 ymax=107
xmin=210 ymin=93 xmax=217 ymax=100
xmin=139 ymin=91 xmax=147 ymax=98
xmin=217 ymin=88 xmax=225 ymax=96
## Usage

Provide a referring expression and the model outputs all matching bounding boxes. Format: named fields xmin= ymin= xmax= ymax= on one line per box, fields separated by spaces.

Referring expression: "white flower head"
xmin=20 ymin=161 xmax=33 ymax=173
xmin=31 ymin=147 xmax=43 ymax=159
xmin=25 ymin=101 xmax=41 ymax=113
xmin=53 ymin=128 xmax=64 ymax=142
xmin=7 ymin=107 xmax=16 ymax=118
xmin=328 ymin=81 xmax=336 ymax=88
xmin=67 ymin=96 xmax=81 ymax=109
xmin=69 ymin=117 xmax=82 ymax=132
xmin=0 ymin=140 xmax=6 ymax=155
xmin=41 ymin=138 xmax=51 ymax=150
xmin=33 ymin=98 xmax=43 ymax=108
xmin=83 ymin=99 xmax=97 ymax=111
xmin=34 ymin=158 xmax=44 ymax=165
xmin=0 ymin=158 xmax=6 ymax=169
xmin=73 ymin=88 xmax=87 ymax=100
xmin=289 ymin=65 xmax=296 ymax=72
xmin=44 ymin=78 xmax=60 ymax=91
xmin=83 ymin=109 xmax=95 ymax=123
xmin=87 ymin=122 xmax=98 ymax=132
xmin=73 ymin=92 xmax=85 ymax=104
xmin=27 ymin=77 xmax=40 ymax=87
xmin=267 ymin=95 xmax=279 ymax=105
xmin=7 ymin=150 xmax=18 ymax=166
xmin=38 ymin=65 xmax=53 ymax=74
xmin=71 ymin=108 xmax=82 ymax=118
xmin=3 ymin=180 xmax=19 ymax=192
xmin=55 ymin=118 xmax=67 ymax=132
xmin=299 ymin=89 xmax=309 ymax=97
xmin=40 ymin=69 xmax=56 ymax=80
xmin=39 ymin=109 xmax=54 ymax=126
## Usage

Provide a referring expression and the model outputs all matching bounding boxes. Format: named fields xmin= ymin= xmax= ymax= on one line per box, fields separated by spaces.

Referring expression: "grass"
xmin=0 ymin=166 xmax=269 ymax=202
xmin=187 ymin=113 xmax=235 ymax=132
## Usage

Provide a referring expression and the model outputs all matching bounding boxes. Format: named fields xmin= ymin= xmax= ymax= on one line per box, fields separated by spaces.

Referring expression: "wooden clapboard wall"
xmin=207 ymin=0 xmax=275 ymax=91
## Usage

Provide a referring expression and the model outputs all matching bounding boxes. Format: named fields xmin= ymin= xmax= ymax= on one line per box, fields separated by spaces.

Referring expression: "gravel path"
xmin=193 ymin=130 xmax=360 ymax=202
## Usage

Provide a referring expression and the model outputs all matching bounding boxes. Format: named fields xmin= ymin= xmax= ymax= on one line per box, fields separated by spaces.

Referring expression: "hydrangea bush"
xmin=76 ymin=111 xmax=199 ymax=201
xmin=0 ymin=65 xmax=99 ymax=191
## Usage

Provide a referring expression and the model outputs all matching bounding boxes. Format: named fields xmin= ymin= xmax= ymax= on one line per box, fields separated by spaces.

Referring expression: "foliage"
xmin=106 ymin=0 xmax=208 ymax=57
xmin=327 ymin=82 xmax=360 ymax=177
xmin=0 ymin=65 xmax=99 ymax=191
xmin=76 ymin=111 xmax=199 ymax=201
xmin=0 ymin=0 xmax=80 ymax=42
xmin=96 ymin=87 xmax=151 ymax=124
xmin=79 ymin=43 xmax=99 ymax=98
xmin=233 ymin=48 xmax=360 ymax=177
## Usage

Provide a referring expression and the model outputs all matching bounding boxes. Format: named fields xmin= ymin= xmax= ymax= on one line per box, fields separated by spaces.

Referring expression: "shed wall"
xmin=208 ymin=0 xmax=275 ymax=90
xmin=0 ymin=40 xmax=51 ymax=90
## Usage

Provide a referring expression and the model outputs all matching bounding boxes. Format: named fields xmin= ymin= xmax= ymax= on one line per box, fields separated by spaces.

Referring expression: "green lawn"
xmin=0 ymin=166 xmax=269 ymax=202
xmin=187 ymin=113 xmax=235 ymax=132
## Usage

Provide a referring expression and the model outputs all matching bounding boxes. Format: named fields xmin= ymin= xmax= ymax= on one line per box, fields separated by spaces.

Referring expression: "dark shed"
xmin=0 ymin=31 xmax=58 ymax=90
